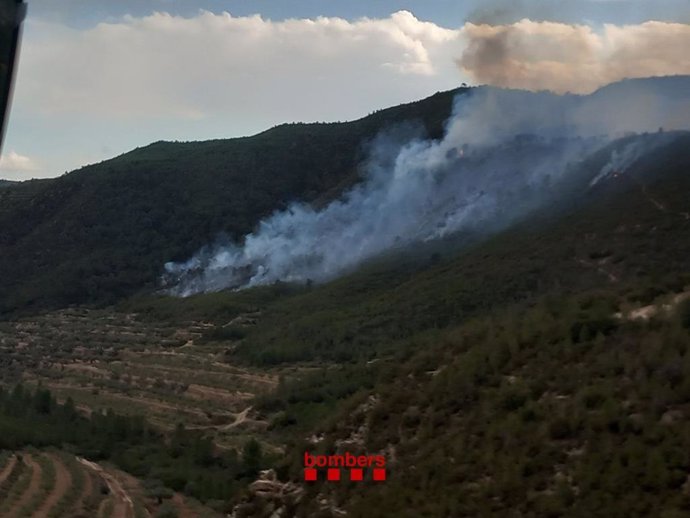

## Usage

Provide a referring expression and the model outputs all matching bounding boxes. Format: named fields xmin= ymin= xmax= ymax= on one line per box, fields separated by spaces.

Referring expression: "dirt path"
xmin=78 ymin=458 xmax=133 ymax=518
xmin=0 ymin=455 xmax=17 ymax=485
xmin=110 ymin=469 xmax=151 ymax=518
xmin=222 ymin=406 xmax=253 ymax=430
xmin=34 ymin=454 xmax=72 ymax=518
xmin=124 ymin=358 xmax=279 ymax=388
xmin=186 ymin=405 xmax=263 ymax=431
xmin=8 ymin=453 xmax=43 ymax=516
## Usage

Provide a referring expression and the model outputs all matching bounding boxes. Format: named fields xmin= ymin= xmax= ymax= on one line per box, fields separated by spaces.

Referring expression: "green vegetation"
xmin=127 ymin=133 xmax=690 ymax=368
xmin=134 ymin=498 xmax=150 ymax=518
xmin=0 ymin=88 xmax=464 ymax=315
xmin=0 ymin=453 xmax=25 ymax=500
xmin=0 ymin=455 xmax=33 ymax=515
xmin=0 ymin=450 xmax=9 ymax=464
xmin=155 ymin=501 xmax=179 ymax=518
xmin=1 ymin=126 xmax=682 ymax=517
xmin=18 ymin=452 xmax=55 ymax=517
xmin=0 ymin=385 xmax=267 ymax=510
xmin=0 ymin=81 xmax=688 ymax=517
xmin=47 ymin=454 xmax=84 ymax=518
xmin=273 ymin=295 xmax=690 ymax=517
xmin=234 ymin=132 xmax=690 ymax=516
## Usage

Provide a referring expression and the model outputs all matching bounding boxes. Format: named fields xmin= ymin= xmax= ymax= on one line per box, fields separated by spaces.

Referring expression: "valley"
xmin=0 ymin=449 xmax=223 ymax=517
xmin=0 ymin=307 xmax=285 ymax=450
xmin=0 ymin=77 xmax=688 ymax=517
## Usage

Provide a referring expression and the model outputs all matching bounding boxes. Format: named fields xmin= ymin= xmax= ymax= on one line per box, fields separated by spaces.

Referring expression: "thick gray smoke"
xmin=457 ymin=20 xmax=690 ymax=94
xmin=164 ymin=77 xmax=690 ymax=296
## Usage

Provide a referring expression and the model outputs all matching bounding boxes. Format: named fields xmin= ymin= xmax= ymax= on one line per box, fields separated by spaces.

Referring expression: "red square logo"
xmin=327 ymin=468 xmax=341 ymax=481
xmin=304 ymin=468 xmax=317 ymax=481
xmin=373 ymin=468 xmax=386 ymax=481
xmin=350 ymin=468 xmax=363 ymax=481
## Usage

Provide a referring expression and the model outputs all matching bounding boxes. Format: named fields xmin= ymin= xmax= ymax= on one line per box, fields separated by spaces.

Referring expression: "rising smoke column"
xmin=457 ymin=20 xmax=690 ymax=94
xmin=164 ymin=79 xmax=690 ymax=296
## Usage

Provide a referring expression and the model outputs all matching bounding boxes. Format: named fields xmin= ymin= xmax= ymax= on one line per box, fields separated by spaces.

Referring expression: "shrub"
xmin=549 ymin=417 xmax=574 ymax=440
xmin=155 ymin=502 xmax=178 ymax=518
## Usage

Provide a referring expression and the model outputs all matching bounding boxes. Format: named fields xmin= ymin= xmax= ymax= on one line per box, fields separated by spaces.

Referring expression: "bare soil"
xmin=8 ymin=453 xmax=43 ymax=516
xmin=0 ymin=455 xmax=17 ymax=485
xmin=79 ymin=458 xmax=134 ymax=518
xmin=34 ymin=453 xmax=72 ymax=518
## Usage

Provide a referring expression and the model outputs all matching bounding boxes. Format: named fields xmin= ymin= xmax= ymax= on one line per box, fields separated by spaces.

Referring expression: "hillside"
xmin=0 ymin=76 xmax=688 ymax=517
xmin=0 ymin=87 xmax=463 ymax=315
xmin=220 ymin=128 xmax=690 ymax=518
xmin=0 ymin=128 xmax=687 ymax=516
xmin=1 ymin=76 xmax=688 ymax=315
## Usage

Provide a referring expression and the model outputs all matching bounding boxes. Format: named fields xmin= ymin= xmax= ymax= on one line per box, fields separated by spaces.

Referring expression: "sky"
xmin=0 ymin=0 xmax=689 ymax=180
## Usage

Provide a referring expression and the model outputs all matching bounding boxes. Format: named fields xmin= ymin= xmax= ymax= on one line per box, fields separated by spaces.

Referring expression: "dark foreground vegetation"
xmin=0 ymin=384 xmax=265 ymax=511
xmin=274 ymin=294 xmax=690 ymax=517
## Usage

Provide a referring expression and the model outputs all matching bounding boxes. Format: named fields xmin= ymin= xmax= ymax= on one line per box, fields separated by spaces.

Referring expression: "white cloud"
xmin=0 ymin=151 xmax=39 ymax=179
xmin=5 ymin=10 xmax=690 ymax=179
xmin=17 ymin=11 xmax=690 ymax=124
xmin=15 ymin=10 xmax=463 ymax=122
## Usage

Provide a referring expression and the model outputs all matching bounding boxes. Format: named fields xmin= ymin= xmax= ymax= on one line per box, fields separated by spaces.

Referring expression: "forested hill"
xmin=0 ymin=88 xmax=464 ymax=314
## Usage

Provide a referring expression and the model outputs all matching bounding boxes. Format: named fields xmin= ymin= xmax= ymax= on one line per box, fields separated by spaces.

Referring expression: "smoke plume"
xmin=164 ymin=77 xmax=690 ymax=296
xmin=458 ymin=20 xmax=690 ymax=94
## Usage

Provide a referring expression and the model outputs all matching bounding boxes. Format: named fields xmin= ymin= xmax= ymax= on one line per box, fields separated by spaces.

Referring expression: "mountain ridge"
xmin=0 ymin=86 xmax=467 ymax=314
xmin=1 ymin=76 xmax=689 ymax=316
xmin=0 ymin=76 xmax=688 ymax=517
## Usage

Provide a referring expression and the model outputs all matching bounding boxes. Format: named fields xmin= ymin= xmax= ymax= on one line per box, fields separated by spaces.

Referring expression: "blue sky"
xmin=25 ymin=0 xmax=690 ymax=27
xmin=0 ymin=0 xmax=688 ymax=180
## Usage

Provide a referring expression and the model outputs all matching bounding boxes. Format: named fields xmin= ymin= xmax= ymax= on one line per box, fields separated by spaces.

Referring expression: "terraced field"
xmin=0 ymin=450 xmax=222 ymax=517
xmin=0 ymin=308 xmax=282 ymax=449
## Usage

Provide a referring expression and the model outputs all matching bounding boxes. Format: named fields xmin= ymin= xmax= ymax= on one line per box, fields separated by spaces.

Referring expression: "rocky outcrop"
xmin=231 ymin=469 xmax=304 ymax=518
